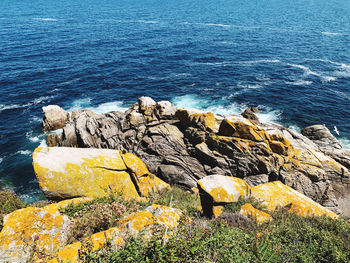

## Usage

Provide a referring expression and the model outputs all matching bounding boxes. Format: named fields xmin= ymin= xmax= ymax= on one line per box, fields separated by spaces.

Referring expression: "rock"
xmin=42 ymin=105 xmax=70 ymax=131
xmin=219 ymin=115 xmax=269 ymax=141
xmin=118 ymin=204 xmax=183 ymax=234
xmin=251 ymin=181 xmax=338 ymax=218
xmin=71 ymin=109 xmax=96 ymax=120
xmin=244 ymin=174 xmax=269 ymax=187
xmin=48 ymin=227 xmax=123 ymax=263
xmin=197 ymin=175 xmax=251 ymax=218
xmin=241 ymin=107 xmax=260 ymax=123
xmin=41 ymin=97 xmax=350 ymax=216
xmin=302 ymin=124 xmax=350 ymax=170
xmin=155 ymin=101 xmax=176 ymax=119
xmin=239 ymin=203 xmax=271 ymax=224
xmin=176 ymin=108 xmax=218 ymax=132
xmin=0 ymin=198 xmax=88 ymax=263
xmin=33 ymin=147 xmax=169 ymax=200
xmin=138 ymin=96 xmax=156 ymax=117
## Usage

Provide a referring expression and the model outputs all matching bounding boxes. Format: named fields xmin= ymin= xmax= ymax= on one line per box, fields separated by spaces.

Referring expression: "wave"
xmin=16 ymin=150 xmax=32 ymax=156
xmin=321 ymin=32 xmax=342 ymax=36
xmin=171 ymin=94 xmax=281 ymax=124
xmin=0 ymin=95 xmax=54 ymax=113
xmin=67 ymin=98 xmax=129 ymax=114
xmin=33 ymin=18 xmax=57 ymax=22
xmin=285 ymin=80 xmax=312 ymax=85
xmin=0 ymin=157 xmax=3 ymax=164
xmin=339 ymin=138 xmax=350 ymax=151
xmin=287 ymin=63 xmax=336 ymax=82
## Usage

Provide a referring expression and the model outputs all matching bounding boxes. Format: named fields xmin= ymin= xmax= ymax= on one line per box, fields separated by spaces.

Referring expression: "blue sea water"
xmin=1 ymin=0 xmax=350 ymax=202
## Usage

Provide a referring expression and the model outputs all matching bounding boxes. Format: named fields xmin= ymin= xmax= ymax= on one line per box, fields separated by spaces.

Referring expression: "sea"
xmin=1 ymin=0 xmax=350 ymax=202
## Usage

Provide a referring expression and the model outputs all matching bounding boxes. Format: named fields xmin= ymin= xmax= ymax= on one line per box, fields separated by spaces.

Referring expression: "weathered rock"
xmin=42 ymin=105 xmax=69 ymax=131
xmin=241 ymin=107 xmax=260 ymax=123
xmin=197 ymin=175 xmax=251 ymax=218
xmin=155 ymin=101 xmax=176 ymax=119
xmin=244 ymin=174 xmax=269 ymax=187
xmin=118 ymin=204 xmax=182 ymax=234
xmin=302 ymin=124 xmax=350 ymax=170
xmin=251 ymin=181 xmax=338 ymax=218
xmin=239 ymin=203 xmax=271 ymax=224
xmin=33 ymin=147 xmax=169 ymax=200
xmin=0 ymin=198 xmax=88 ymax=263
xmin=41 ymin=97 xmax=350 ymax=216
xmin=48 ymin=227 xmax=123 ymax=263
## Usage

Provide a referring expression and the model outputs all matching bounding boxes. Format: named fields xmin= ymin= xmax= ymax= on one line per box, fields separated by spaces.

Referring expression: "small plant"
xmin=224 ymin=196 xmax=267 ymax=213
xmin=0 ymin=189 xmax=25 ymax=231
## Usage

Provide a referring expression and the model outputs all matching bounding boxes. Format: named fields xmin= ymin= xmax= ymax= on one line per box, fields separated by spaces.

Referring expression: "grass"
xmin=0 ymin=189 xmax=25 ymax=231
xmin=80 ymin=210 xmax=350 ymax=263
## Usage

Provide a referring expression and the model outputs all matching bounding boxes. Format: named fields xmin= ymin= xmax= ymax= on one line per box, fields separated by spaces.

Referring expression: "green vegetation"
xmin=224 ymin=196 xmax=267 ymax=213
xmin=80 ymin=210 xmax=350 ymax=263
xmin=59 ymin=187 xmax=200 ymax=243
xmin=0 ymin=189 xmax=25 ymax=231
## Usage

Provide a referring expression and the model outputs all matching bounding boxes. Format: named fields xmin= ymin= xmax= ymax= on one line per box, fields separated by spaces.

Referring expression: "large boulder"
xmin=251 ymin=181 xmax=338 ymax=218
xmin=197 ymin=175 xmax=251 ymax=218
xmin=0 ymin=198 xmax=88 ymax=263
xmin=32 ymin=147 xmax=169 ymax=200
xmin=42 ymin=105 xmax=69 ymax=131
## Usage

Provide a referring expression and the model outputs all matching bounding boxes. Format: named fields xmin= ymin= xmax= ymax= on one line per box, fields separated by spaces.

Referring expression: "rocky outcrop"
xmin=197 ymin=175 xmax=251 ymax=217
xmin=42 ymin=97 xmax=350 ymax=216
xmin=32 ymin=147 xmax=169 ymax=200
xmin=42 ymin=105 xmax=69 ymax=131
xmin=0 ymin=198 xmax=89 ymax=263
xmin=48 ymin=204 xmax=182 ymax=263
xmin=251 ymin=181 xmax=338 ymax=218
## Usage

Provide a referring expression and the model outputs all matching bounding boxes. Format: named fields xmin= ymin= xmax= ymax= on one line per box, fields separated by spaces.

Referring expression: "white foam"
xmin=30 ymin=116 xmax=42 ymax=123
xmin=321 ymin=32 xmax=342 ymax=36
xmin=285 ymin=80 xmax=312 ymax=85
xmin=16 ymin=150 xmax=32 ymax=156
xmin=33 ymin=18 xmax=58 ymax=22
xmin=0 ymin=157 xmax=3 ymax=164
xmin=196 ymin=23 xmax=232 ymax=28
xmin=239 ymin=59 xmax=281 ymax=66
xmin=67 ymin=98 xmax=128 ymax=114
xmin=338 ymin=138 xmax=350 ymax=151
xmin=0 ymin=95 xmax=54 ymax=113
xmin=39 ymin=139 xmax=48 ymax=147
xmin=256 ymin=109 xmax=282 ymax=124
xmin=172 ymin=94 xmax=205 ymax=109
xmin=287 ymin=63 xmax=336 ymax=82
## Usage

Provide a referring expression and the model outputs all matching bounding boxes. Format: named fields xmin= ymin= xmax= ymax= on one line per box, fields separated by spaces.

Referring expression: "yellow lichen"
xmin=251 ymin=181 xmax=338 ymax=218
xmin=240 ymin=203 xmax=271 ymax=224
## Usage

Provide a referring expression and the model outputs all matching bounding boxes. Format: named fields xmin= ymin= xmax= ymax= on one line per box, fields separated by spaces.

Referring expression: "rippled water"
xmin=1 ymin=0 xmax=350 ymax=202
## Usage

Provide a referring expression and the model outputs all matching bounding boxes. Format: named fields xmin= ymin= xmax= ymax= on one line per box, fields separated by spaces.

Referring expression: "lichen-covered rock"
xmin=239 ymin=203 xmax=271 ymax=224
xmin=48 ymin=227 xmax=123 ymax=263
xmin=176 ymin=108 xmax=219 ymax=132
xmin=251 ymin=181 xmax=338 ymax=218
xmin=42 ymin=105 xmax=70 ymax=131
xmin=33 ymin=147 xmax=169 ymax=200
xmin=197 ymin=175 xmax=251 ymax=218
xmin=118 ymin=204 xmax=183 ymax=234
xmin=155 ymin=101 xmax=176 ymax=119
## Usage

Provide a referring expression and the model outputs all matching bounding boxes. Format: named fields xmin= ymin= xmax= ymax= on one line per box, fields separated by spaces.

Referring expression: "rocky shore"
xmin=0 ymin=96 xmax=349 ymax=262
xmin=45 ymin=96 xmax=350 ymax=216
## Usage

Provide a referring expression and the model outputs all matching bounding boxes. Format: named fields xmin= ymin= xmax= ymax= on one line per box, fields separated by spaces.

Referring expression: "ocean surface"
xmin=1 ymin=0 xmax=350 ymax=202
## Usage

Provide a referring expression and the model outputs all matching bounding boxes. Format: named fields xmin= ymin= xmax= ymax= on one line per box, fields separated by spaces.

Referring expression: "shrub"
xmin=0 ymin=189 xmax=25 ymax=231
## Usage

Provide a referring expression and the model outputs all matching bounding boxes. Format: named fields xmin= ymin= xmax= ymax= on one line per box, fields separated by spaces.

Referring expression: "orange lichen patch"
xmin=33 ymin=147 xmax=140 ymax=199
xmin=118 ymin=205 xmax=183 ymax=234
xmin=49 ymin=227 xmax=123 ymax=263
xmin=212 ymin=205 xmax=225 ymax=218
xmin=176 ymin=108 xmax=217 ymax=131
xmin=122 ymin=152 xmax=170 ymax=197
xmin=42 ymin=197 xmax=92 ymax=214
xmin=197 ymin=175 xmax=251 ymax=203
xmin=239 ymin=203 xmax=271 ymax=225
xmin=0 ymin=206 xmax=70 ymax=262
xmin=251 ymin=181 xmax=338 ymax=219
xmin=219 ymin=117 xmax=270 ymax=142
